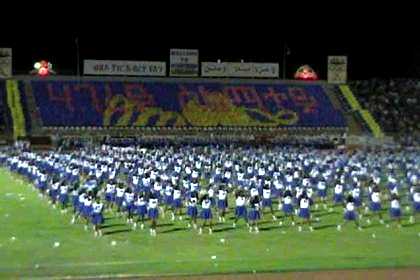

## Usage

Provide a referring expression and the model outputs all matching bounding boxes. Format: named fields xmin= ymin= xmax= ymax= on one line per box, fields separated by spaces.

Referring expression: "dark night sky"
xmin=1 ymin=6 xmax=418 ymax=80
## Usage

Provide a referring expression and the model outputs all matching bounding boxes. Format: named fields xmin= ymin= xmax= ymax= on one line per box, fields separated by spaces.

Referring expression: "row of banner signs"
xmin=169 ymin=49 xmax=199 ymax=77
xmin=201 ymin=62 xmax=279 ymax=78
xmin=0 ymin=47 xmax=347 ymax=83
xmin=0 ymin=48 xmax=12 ymax=79
xmin=327 ymin=56 xmax=347 ymax=84
xmin=83 ymin=60 xmax=166 ymax=76
xmin=83 ymin=50 xmax=347 ymax=83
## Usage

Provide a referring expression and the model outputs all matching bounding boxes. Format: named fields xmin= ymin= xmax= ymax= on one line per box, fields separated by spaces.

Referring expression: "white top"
xmin=185 ymin=166 xmax=192 ymax=175
xmin=346 ymin=202 xmax=355 ymax=211
xmin=180 ymin=179 xmax=188 ymax=189
xmin=116 ymin=187 xmax=125 ymax=197
xmin=40 ymin=174 xmax=47 ymax=182
xmin=195 ymin=162 xmax=202 ymax=170
xmin=371 ymin=192 xmax=380 ymax=203
xmin=189 ymin=197 xmax=198 ymax=206
xmin=284 ymin=196 xmax=292 ymax=204
xmin=390 ymin=187 xmax=399 ymax=195
xmin=165 ymin=186 xmax=173 ymax=196
xmin=142 ymin=178 xmax=151 ymax=187
xmin=334 ymin=184 xmax=343 ymax=194
xmin=317 ymin=181 xmax=326 ymax=190
xmin=351 ymin=188 xmax=360 ymax=198
xmin=106 ymin=184 xmax=115 ymax=193
xmin=307 ymin=188 xmax=313 ymax=198
xmin=218 ymin=190 xmax=227 ymax=200
xmin=224 ymin=161 xmax=232 ymax=168
xmin=252 ymin=201 xmax=260 ymax=210
xmin=154 ymin=182 xmax=162 ymax=192
xmin=52 ymin=182 xmax=60 ymax=190
xmin=92 ymin=202 xmax=103 ymax=213
xmin=202 ymin=199 xmax=211 ymax=209
xmin=190 ymin=182 xmax=199 ymax=192
xmin=300 ymin=198 xmax=309 ymax=209
xmin=125 ymin=192 xmax=134 ymax=203
xmin=236 ymin=196 xmax=246 ymax=206
xmin=109 ymin=170 xmax=116 ymax=180
xmin=250 ymin=188 xmax=259 ymax=197
xmin=134 ymin=197 xmax=146 ymax=206
xmin=84 ymin=198 xmax=92 ymax=207
xmin=263 ymin=189 xmax=271 ymax=199
xmin=208 ymin=188 xmax=214 ymax=198
xmin=273 ymin=180 xmax=283 ymax=190
xmin=60 ymin=186 xmax=68 ymax=194
xmin=391 ymin=199 xmax=400 ymax=209
xmin=413 ymin=193 xmax=420 ymax=202
xmin=149 ymin=198 xmax=158 ymax=208
xmin=295 ymin=187 xmax=303 ymax=198
xmin=173 ymin=189 xmax=181 ymax=199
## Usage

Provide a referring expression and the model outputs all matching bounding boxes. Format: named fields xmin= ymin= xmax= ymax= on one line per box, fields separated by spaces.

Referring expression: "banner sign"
xmin=0 ymin=48 xmax=12 ymax=78
xmin=202 ymin=62 xmax=279 ymax=78
xmin=83 ymin=60 xmax=166 ymax=76
xmin=328 ymin=56 xmax=347 ymax=84
xmin=170 ymin=49 xmax=199 ymax=77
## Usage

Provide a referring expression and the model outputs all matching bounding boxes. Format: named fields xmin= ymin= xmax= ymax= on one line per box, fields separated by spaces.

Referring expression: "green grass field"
xmin=0 ymin=168 xmax=419 ymax=278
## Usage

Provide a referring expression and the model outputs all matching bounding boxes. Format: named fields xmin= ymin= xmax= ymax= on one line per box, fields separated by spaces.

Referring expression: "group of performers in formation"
xmin=1 ymin=143 xmax=419 ymax=237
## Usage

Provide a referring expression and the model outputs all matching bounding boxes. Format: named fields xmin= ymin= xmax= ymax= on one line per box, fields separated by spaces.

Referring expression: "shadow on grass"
xmin=258 ymin=220 xmax=277 ymax=226
xmin=104 ymin=228 xmax=132 ymax=235
xmin=101 ymin=223 xmax=126 ymax=229
xmin=314 ymin=223 xmax=337 ymax=230
xmin=315 ymin=211 xmax=337 ymax=218
xmin=260 ymin=225 xmax=279 ymax=231
xmin=402 ymin=223 xmax=417 ymax=228
xmin=160 ymin=227 xmax=186 ymax=234
xmin=156 ymin=223 xmax=174 ymax=227
xmin=213 ymin=227 xmax=237 ymax=233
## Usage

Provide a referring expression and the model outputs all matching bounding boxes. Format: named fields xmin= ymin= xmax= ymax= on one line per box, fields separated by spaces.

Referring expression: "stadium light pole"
xmin=75 ymin=37 xmax=80 ymax=77
xmin=282 ymin=42 xmax=290 ymax=80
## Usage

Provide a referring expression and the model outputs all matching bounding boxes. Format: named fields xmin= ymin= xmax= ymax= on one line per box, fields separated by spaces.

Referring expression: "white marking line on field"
xmin=24 ymin=272 xmax=203 ymax=280
xmin=13 ymin=257 xmax=252 ymax=276
xmin=41 ymin=258 xmax=223 ymax=268
xmin=22 ymin=262 xmax=246 ymax=280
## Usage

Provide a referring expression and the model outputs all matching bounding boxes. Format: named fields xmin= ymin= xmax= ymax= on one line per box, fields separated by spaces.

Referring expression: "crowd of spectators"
xmin=350 ymin=79 xmax=419 ymax=145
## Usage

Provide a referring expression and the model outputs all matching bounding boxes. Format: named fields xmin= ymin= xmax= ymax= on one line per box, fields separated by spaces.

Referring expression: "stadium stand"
xmin=3 ymin=78 xmax=347 ymax=134
xmin=3 ymin=77 xmax=417 ymax=147
xmin=350 ymin=79 xmax=419 ymax=133
xmin=350 ymin=79 xmax=420 ymax=145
